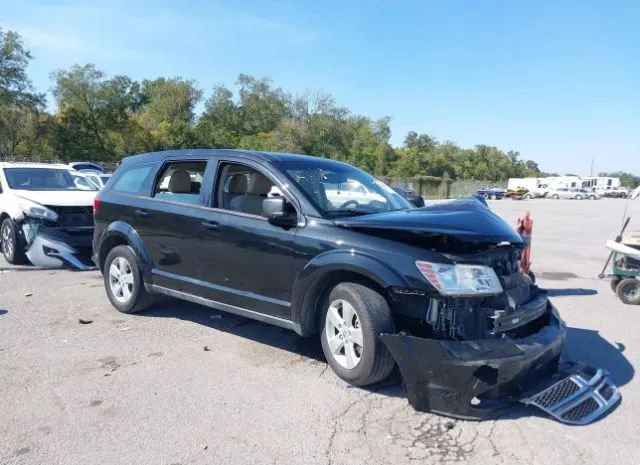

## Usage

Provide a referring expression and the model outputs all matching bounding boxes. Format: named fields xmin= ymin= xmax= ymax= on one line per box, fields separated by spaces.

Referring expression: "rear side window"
xmin=153 ymin=161 xmax=207 ymax=205
xmin=112 ymin=164 xmax=154 ymax=194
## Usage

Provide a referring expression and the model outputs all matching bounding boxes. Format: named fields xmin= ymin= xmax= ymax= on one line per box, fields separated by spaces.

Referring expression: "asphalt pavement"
xmin=1 ymin=198 xmax=639 ymax=465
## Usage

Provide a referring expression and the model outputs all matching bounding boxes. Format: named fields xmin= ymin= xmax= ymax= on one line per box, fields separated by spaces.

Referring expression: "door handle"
xmin=134 ymin=209 xmax=149 ymax=217
xmin=201 ymin=221 xmax=219 ymax=231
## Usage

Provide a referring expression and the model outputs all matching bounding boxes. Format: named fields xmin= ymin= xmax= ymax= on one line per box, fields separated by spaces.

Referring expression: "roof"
xmin=121 ymin=149 xmax=342 ymax=165
xmin=0 ymin=162 xmax=70 ymax=170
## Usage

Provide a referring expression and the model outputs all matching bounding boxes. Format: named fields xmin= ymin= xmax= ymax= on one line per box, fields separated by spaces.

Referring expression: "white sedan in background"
xmin=549 ymin=187 xmax=587 ymax=200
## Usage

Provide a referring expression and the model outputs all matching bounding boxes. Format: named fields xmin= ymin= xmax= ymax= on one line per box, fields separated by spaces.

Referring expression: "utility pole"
xmin=590 ymin=158 xmax=594 ymax=177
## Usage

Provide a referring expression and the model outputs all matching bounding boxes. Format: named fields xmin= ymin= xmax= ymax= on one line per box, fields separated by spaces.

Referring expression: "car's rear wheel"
xmin=523 ymin=193 xmax=533 ymax=200
xmin=104 ymin=245 xmax=153 ymax=313
xmin=616 ymin=278 xmax=640 ymax=305
xmin=552 ymin=194 xmax=560 ymax=199
xmin=320 ymin=282 xmax=396 ymax=386
xmin=575 ymin=195 xmax=583 ymax=200
xmin=1 ymin=218 xmax=27 ymax=265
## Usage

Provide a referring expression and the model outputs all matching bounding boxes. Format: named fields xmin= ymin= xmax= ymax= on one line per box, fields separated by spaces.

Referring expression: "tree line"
xmin=1 ymin=28 xmax=636 ymax=185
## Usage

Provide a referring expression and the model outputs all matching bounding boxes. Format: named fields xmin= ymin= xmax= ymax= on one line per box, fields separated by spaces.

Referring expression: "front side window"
xmin=4 ymin=168 xmax=99 ymax=192
xmin=153 ymin=161 xmax=206 ymax=205
xmin=277 ymin=160 xmax=411 ymax=218
xmin=215 ymin=162 xmax=282 ymax=216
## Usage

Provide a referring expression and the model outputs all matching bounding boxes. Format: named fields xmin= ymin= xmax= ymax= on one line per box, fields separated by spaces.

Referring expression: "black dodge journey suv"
xmin=93 ymin=149 xmax=619 ymax=423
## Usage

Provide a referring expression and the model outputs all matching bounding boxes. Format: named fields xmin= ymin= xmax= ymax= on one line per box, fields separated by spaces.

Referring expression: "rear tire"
xmin=1 ymin=218 xmax=27 ymax=265
xmin=320 ymin=282 xmax=396 ymax=386
xmin=103 ymin=245 xmax=153 ymax=313
xmin=616 ymin=278 xmax=640 ymax=305
xmin=524 ymin=193 xmax=533 ymax=200
xmin=552 ymin=194 xmax=560 ymax=199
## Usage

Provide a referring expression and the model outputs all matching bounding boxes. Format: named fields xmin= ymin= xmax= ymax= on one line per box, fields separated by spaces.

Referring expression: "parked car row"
xmin=476 ymin=186 xmax=605 ymax=200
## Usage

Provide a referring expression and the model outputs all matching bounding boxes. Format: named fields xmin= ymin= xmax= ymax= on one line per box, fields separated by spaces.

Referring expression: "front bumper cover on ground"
xmin=380 ymin=306 xmax=620 ymax=424
xmin=22 ymin=223 xmax=94 ymax=270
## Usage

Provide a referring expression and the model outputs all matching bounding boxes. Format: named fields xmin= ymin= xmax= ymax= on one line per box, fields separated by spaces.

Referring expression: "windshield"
xmin=4 ymin=168 xmax=99 ymax=192
xmin=277 ymin=160 xmax=412 ymax=217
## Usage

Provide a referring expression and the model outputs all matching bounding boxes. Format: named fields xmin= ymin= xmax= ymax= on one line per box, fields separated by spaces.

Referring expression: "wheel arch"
xmin=97 ymin=221 xmax=153 ymax=283
xmin=291 ymin=252 xmax=406 ymax=336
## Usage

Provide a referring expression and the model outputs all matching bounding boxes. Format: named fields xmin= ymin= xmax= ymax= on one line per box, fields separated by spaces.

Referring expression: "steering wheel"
xmin=340 ymin=200 xmax=360 ymax=209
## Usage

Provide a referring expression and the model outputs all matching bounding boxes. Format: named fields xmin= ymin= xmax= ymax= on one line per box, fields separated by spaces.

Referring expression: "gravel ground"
xmin=1 ymin=198 xmax=639 ymax=465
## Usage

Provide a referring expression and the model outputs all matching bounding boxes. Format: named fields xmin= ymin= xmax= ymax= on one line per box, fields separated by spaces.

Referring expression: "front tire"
xmin=616 ymin=278 xmax=640 ymax=305
xmin=320 ymin=282 xmax=396 ymax=386
xmin=103 ymin=245 xmax=153 ymax=313
xmin=1 ymin=218 xmax=27 ymax=264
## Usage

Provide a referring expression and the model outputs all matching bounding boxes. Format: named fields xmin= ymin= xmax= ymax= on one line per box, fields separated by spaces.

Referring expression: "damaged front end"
xmin=18 ymin=205 xmax=95 ymax=270
xmin=347 ymin=198 xmax=620 ymax=424
xmin=384 ymin=251 xmax=619 ymax=424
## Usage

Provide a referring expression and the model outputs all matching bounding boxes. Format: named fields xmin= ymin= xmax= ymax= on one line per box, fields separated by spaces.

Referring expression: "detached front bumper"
xmin=22 ymin=223 xmax=94 ymax=270
xmin=381 ymin=305 xmax=568 ymax=420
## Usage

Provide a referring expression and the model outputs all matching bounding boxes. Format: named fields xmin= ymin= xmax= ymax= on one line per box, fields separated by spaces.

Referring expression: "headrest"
xmin=228 ymin=174 xmax=248 ymax=194
xmin=168 ymin=170 xmax=192 ymax=193
xmin=249 ymin=173 xmax=272 ymax=195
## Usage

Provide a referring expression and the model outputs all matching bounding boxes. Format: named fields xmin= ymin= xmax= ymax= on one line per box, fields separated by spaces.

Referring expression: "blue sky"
xmin=2 ymin=0 xmax=638 ymax=174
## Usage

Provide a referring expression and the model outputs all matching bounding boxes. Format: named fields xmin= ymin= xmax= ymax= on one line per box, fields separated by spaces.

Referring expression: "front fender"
xmin=290 ymin=250 xmax=409 ymax=336
xmin=97 ymin=221 xmax=153 ymax=283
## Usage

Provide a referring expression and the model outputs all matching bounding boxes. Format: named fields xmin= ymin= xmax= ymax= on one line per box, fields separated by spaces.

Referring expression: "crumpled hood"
xmin=334 ymin=196 xmax=523 ymax=244
xmin=15 ymin=190 xmax=96 ymax=207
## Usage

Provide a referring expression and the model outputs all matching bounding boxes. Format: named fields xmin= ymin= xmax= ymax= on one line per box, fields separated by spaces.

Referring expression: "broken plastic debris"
xmin=203 ymin=346 xmax=211 ymax=351
xmin=24 ymin=292 xmax=32 ymax=297
xmin=118 ymin=327 xmax=132 ymax=331
xmin=78 ymin=319 xmax=93 ymax=325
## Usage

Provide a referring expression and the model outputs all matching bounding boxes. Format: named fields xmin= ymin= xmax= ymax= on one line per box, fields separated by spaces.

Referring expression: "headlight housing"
xmin=18 ymin=199 xmax=59 ymax=222
xmin=416 ymin=260 xmax=503 ymax=296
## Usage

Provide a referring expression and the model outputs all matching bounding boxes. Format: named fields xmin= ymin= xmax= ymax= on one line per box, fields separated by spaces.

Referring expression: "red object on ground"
xmin=516 ymin=211 xmax=533 ymax=275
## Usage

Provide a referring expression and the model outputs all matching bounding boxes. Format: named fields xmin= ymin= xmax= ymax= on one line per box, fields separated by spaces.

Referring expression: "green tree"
xmin=0 ymin=28 xmax=48 ymax=159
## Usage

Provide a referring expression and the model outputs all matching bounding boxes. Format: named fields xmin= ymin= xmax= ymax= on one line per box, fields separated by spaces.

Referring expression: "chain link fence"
xmin=449 ymin=180 xmax=507 ymax=199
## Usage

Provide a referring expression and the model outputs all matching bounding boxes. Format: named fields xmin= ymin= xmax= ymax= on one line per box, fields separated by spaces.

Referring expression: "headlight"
xmin=415 ymin=260 xmax=503 ymax=296
xmin=18 ymin=199 xmax=59 ymax=222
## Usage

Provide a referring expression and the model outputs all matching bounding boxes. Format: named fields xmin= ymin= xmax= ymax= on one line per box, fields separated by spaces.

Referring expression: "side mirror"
xmin=263 ymin=197 xmax=297 ymax=229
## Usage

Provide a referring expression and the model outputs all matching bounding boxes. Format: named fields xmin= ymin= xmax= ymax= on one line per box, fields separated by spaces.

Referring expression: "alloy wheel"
xmin=324 ymin=299 xmax=364 ymax=369
xmin=1 ymin=223 xmax=13 ymax=258
xmin=109 ymin=256 xmax=135 ymax=303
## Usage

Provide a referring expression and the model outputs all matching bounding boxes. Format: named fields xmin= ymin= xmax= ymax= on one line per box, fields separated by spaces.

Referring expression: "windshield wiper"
xmin=327 ymin=208 xmax=372 ymax=217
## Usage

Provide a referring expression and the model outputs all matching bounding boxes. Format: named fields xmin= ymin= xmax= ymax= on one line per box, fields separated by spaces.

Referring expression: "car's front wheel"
xmin=1 ymin=218 xmax=27 ymax=265
xmin=320 ymin=282 xmax=396 ymax=386
xmin=104 ymin=245 xmax=153 ymax=313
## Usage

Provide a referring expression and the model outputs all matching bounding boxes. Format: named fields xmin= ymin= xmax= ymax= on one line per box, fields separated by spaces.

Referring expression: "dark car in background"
xmin=476 ymin=187 xmax=507 ymax=200
xmin=392 ymin=187 xmax=425 ymax=207
xmin=92 ymin=149 xmax=619 ymax=423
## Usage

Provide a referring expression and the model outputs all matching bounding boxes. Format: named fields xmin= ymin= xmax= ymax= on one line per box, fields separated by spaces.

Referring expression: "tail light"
xmin=93 ymin=197 xmax=101 ymax=215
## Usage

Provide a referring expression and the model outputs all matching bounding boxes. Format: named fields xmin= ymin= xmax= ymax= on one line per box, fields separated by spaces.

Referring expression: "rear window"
xmin=111 ymin=164 xmax=154 ymax=194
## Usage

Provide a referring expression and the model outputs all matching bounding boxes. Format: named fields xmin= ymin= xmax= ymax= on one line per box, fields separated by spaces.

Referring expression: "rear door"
xmin=133 ymin=159 xmax=213 ymax=294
